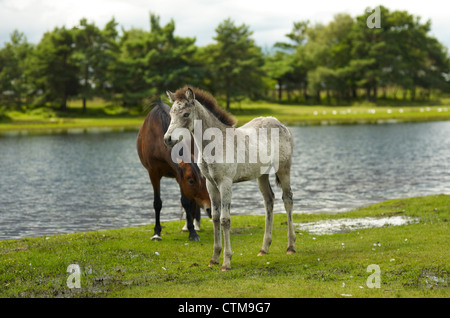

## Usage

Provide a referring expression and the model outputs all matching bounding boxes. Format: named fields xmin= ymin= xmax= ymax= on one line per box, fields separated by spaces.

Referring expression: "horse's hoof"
xmin=257 ymin=250 xmax=267 ymax=256
xmin=151 ymin=234 xmax=162 ymax=241
xmin=221 ymin=266 xmax=231 ymax=271
xmin=189 ymin=235 xmax=200 ymax=242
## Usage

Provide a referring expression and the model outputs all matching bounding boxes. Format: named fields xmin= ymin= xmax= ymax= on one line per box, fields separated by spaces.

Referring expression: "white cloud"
xmin=0 ymin=0 xmax=449 ymax=48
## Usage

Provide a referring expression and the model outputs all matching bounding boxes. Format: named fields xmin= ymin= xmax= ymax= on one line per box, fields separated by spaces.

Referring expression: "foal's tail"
xmin=275 ymin=174 xmax=282 ymax=188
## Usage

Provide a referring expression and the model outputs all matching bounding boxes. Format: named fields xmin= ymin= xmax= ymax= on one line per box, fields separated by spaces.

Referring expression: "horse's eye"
xmin=188 ymin=178 xmax=195 ymax=185
xmin=183 ymin=113 xmax=190 ymax=118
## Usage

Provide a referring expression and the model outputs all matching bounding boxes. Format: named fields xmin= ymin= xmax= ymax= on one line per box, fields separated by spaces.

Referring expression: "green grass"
xmin=1 ymin=100 xmax=449 ymax=135
xmin=1 ymin=194 xmax=448 ymax=298
xmin=231 ymin=101 xmax=450 ymax=126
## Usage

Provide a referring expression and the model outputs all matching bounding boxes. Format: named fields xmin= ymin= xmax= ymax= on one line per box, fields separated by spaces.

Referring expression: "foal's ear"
xmin=185 ymin=87 xmax=195 ymax=103
xmin=166 ymin=90 xmax=175 ymax=103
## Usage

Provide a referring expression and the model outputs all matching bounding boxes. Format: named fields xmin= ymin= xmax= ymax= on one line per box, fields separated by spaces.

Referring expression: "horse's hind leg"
xmin=149 ymin=172 xmax=163 ymax=241
xmin=257 ymin=174 xmax=275 ymax=256
xmin=276 ymin=170 xmax=296 ymax=254
xmin=181 ymin=192 xmax=200 ymax=241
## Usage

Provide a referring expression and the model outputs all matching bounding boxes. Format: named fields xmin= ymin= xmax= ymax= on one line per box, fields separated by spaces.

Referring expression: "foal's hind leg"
xmin=257 ymin=174 xmax=275 ymax=256
xmin=276 ymin=171 xmax=296 ymax=254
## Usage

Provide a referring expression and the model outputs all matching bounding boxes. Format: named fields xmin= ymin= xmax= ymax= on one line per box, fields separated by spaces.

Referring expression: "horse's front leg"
xmin=219 ymin=177 xmax=233 ymax=271
xmin=206 ymin=180 xmax=221 ymax=266
xmin=181 ymin=192 xmax=200 ymax=241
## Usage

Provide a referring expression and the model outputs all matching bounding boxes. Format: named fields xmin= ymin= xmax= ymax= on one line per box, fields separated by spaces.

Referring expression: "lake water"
xmin=0 ymin=121 xmax=449 ymax=240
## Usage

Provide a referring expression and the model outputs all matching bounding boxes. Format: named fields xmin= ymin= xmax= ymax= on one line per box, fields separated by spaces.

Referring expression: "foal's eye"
xmin=183 ymin=113 xmax=190 ymax=118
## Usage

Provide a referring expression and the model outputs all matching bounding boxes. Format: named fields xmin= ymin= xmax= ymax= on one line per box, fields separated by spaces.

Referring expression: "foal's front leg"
xmin=206 ymin=180 xmax=222 ymax=267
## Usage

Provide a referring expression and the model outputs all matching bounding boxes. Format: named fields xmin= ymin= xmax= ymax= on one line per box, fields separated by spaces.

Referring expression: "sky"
xmin=0 ymin=0 xmax=449 ymax=49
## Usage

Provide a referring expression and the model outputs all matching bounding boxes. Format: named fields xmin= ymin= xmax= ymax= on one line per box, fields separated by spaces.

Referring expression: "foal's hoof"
xmin=221 ymin=266 xmax=231 ymax=272
xmin=257 ymin=250 xmax=267 ymax=256
xmin=286 ymin=247 xmax=296 ymax=254
xmin=208 ymin=260 xmax=219 ymax=267
xmin=151 ymin=234 xmax=162 ymax=241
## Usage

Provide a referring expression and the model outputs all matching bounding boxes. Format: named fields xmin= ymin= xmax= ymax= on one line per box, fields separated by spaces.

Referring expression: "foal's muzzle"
xmin=164 ymin=134 xmax=175 ymax=148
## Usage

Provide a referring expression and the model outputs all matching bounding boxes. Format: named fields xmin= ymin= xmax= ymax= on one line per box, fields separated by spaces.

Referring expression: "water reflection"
xmin=0 ymin=121 xmax=448 ymax=239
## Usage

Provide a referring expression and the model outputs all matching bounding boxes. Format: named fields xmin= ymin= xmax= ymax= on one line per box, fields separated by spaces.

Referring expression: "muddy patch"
xmin=417 ymin=269 xmax=448 ymax=289
xmin=294 ymin=216 xmax=419 ymax=235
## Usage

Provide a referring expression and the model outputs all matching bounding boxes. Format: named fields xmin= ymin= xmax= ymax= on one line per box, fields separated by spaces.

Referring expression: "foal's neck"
xmin=197 ymin=102 xmax=231 ymax=131
xmin=194 ymin=103 xmax=234 ymax=139
xmin=193 ymin=102 xmax=232 ymax=148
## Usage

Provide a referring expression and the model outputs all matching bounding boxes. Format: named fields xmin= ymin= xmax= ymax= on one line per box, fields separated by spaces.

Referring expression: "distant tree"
xmin=147 ymin=14 xmax=199 ymax=93
xmin=0 ymin=30 xmax=34 ymax=109
xmin=73 ymin=18 xmax=103 ymax=113
xmin=350 ymin=6 xmax=450 ymax=102
xmin=94 ymin=18 xmax=120 ymax=103
xmin=268 ymin=21 xmax=311 ymax=102
xmin=263 ymin=50 xmax=295 ymax=101
xmin=29 ymin=26 xmax=79 ymax=111
xmin=206 ymin=18 xmax=264 ymax=109
xmin=113 ymin=13 xmax=198 ymax=106
xmin=298 ymin=14 xmax=356 ymax=104
xmin=2 ymin=7 xmax=449 ymax=111
xmin=419 ymin=36 xmax=450 ymax=96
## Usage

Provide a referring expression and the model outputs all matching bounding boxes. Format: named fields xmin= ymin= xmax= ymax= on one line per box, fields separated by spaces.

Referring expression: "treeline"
xmin=0 ymin=6 xmax=449 ymax=112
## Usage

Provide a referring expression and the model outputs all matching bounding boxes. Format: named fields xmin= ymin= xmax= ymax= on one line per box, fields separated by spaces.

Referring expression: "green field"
xmin=1 ymin=99 xmax=450 ymax=135
xmin=1 ymin=194 xmax=448 ymax=298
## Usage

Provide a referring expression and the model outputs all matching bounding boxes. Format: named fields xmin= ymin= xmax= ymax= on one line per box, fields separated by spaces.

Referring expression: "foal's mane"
xmin=174 ymin=86 xmax=237 ymax=127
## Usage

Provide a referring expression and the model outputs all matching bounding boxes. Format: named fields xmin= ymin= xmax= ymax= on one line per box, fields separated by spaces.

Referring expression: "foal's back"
xmin=233 ymin=116 xmax=293 ymax=181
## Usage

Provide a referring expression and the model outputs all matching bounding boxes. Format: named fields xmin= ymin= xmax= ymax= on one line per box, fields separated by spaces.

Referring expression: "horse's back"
xmin=137 ymin=102 xmax=175 ymax=174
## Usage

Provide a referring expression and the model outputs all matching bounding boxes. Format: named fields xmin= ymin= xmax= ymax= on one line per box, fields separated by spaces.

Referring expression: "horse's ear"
xmin=185 ymin=87 xmax=195 ymax=103
xmin=176 ymin=158 xmax=184 ymax=176
xmin=166 ymin=90 xmax=175 ymax=103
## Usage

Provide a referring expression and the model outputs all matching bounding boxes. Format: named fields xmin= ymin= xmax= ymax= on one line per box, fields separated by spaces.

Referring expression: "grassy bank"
xmin=0 ymin=194 xmax=448 ymax=298
xmin=232 ymin=102 xmax=450 ymax=126
xmin=1 ymin=100 xmax=450 ymax=135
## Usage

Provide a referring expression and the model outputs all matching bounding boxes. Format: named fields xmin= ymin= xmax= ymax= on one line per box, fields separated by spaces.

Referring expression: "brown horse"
xmin=137 ymin=100 xmax=211 ymax=241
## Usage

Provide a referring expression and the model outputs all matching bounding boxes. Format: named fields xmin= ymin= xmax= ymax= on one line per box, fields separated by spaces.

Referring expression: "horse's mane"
xmin=173 ymin=86 xmax=237 ymax=127
xmin=149 ymin=99 xmax=171 ymax=133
